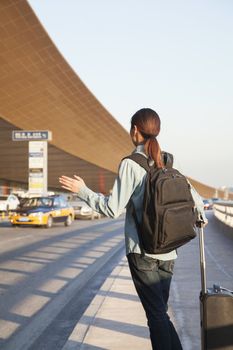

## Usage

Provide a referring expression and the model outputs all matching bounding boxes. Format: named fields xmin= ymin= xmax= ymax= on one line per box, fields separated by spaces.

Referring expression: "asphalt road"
xmin=0 ymin=216 xmax=125 ymax=350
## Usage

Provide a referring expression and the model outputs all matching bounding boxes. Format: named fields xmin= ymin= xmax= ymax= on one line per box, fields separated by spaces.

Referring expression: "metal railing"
xmin=213 ymin=201 xmax=233 ymax=228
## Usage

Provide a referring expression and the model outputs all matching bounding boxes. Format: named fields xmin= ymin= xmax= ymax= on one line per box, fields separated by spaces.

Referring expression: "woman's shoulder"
xmin=119 ymin=156 xmax=147 ymax=181
xmin=121 ymin=150 xmax=149 ymax=170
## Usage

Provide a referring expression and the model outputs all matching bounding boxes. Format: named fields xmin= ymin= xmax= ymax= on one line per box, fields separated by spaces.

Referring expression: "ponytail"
xmin=144 ymin=137 xmax=164 ymax=168
xmin=131 ymin=108 xmax=164 ymax=168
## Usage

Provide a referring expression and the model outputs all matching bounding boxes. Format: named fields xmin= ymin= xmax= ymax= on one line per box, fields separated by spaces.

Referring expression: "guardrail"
xmin=213 ymin=201 xmax=233 ymax=228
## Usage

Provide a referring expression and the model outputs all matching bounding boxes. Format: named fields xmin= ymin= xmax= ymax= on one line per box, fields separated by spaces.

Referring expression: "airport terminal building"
xmin=0 ymin=0 xmax=231 ymax=201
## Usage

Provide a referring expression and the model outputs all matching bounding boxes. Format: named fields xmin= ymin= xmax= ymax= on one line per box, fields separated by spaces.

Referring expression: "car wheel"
xmin=65 ymin=215 xmax=72 ymax=226
xmin=45 ymin=216 xmax=53 ymax=228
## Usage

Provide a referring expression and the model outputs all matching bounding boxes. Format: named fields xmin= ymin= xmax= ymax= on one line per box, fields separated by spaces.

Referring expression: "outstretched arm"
xmin=59 ymin=159 xmax=139 ymax=219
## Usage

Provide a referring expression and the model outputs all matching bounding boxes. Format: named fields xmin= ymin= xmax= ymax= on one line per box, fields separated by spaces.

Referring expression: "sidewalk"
xmin=62 ymin=257 xmax=151 ymax=350
xmin=62 ymin=231 xmax=207 ymax=350
xmin=62 ymin=257 xmax=178 ymax=350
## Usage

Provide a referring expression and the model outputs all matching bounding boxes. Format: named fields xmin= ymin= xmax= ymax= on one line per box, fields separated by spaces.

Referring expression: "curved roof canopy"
xmin=0 ymin=0 xmax=132 ymax=192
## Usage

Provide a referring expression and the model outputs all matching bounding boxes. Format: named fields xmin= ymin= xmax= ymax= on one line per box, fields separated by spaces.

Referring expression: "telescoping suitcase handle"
xmin=198 ymin=223 xmax=233 ymax=296
xmin=197 ymin=222 xmax=207 ymax=295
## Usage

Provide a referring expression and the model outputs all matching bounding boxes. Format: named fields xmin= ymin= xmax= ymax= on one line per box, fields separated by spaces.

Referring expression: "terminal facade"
xmin=0 ymin=0 xmax=231 ymax=201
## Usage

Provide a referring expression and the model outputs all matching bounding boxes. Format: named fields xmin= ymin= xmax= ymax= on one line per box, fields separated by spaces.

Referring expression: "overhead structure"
xmin=0 ymin=0 xmax=231 ymax=200
xmin=0 ymin=0 xmax=132 ymax=193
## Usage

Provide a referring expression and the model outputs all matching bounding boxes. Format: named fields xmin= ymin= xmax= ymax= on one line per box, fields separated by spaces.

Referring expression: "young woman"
xmin=59 ymin=108 xmax=206 ymax=350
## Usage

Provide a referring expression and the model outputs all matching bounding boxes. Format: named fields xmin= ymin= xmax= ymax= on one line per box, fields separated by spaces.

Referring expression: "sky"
xmin=28 ymin=0 xmax=233 ymax=189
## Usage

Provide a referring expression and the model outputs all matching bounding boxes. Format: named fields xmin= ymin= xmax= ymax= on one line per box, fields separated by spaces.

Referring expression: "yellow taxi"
xmin=10 ymin=195 xmax=74 ymax=228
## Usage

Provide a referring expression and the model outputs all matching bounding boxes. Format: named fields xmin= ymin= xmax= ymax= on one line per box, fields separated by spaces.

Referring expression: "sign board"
xmin=29 ymin=141 xmax=45 ymax=168
xmin=28 ymin=141 xmax=48 ymax=195
xmin=28 ymin=171 xmax=44 ymax=193
xmin=12 ymin=130 xmax=52 ymax=196
xmin=12 ymin=130 xmax=52 ymax=141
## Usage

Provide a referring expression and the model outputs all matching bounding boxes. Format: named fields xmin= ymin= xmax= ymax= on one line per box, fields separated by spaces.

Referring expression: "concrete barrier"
xmin=213 ymin=201 xmax=233 ymax=228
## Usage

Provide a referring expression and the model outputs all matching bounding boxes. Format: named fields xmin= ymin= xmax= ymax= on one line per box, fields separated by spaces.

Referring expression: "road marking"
xmin=0 ymin=234 xmax=34 ymax=245
xmin=205 ymin=246 xmax=233 ymax=279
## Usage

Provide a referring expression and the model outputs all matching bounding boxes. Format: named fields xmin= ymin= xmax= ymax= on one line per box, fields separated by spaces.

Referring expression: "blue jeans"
xmin=127 ymin=253 xmax=183 ymax=350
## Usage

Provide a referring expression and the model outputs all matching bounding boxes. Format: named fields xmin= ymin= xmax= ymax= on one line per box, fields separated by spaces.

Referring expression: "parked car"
xmin=203 ymin=199 xmax=213 ymax=210
xmin=68 ymin=195 xmax=102 ymax=220
xmin=0 ymin=194 xmax=20 ymax=212
xmin=10 ymin=195 xmax=74 ymax=228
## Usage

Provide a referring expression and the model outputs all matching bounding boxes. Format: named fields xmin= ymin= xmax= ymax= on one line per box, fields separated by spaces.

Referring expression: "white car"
xmin=0 ymin=194 xmax=20 ymax=212
xmin=68 ymin=195 xmax=102 ymax=220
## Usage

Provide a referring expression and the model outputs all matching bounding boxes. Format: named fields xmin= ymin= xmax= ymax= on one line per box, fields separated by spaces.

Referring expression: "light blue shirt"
xmin=77 ymin=145 xmax=206 ymax=260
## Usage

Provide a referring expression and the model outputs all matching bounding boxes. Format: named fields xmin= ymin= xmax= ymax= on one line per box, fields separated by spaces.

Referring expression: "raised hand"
xmin=59 ymin=175 xmax=85 ymax=193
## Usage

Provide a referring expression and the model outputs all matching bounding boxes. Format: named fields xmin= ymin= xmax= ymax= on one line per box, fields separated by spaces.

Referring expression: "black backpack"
xmin=125 ymin=152 xmax=197 ymax=254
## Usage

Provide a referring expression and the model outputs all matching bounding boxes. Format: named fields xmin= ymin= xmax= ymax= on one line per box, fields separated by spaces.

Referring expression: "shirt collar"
xmin=136 ymin=144 xmax=145 ymax=153
xmin=133 ymin=144 xmax=147 ymax=158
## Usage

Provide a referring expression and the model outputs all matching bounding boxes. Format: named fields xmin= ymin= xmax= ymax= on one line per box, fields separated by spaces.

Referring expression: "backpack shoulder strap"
xmin=123 ymin=153 xmax=151 ymax=172
xmin=123 ymin=151 xmax=174 ymax=171
xmin=162 ymin=151 xmax=173 ymax=168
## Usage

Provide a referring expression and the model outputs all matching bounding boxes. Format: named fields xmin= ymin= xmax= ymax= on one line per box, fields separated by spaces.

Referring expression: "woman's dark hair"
xmin=131 ymin=108 xmax=164 ymax=168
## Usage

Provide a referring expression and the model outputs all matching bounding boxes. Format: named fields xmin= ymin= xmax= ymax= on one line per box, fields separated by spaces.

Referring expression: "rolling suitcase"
xmin=198 ymin=224 xmax=233 ymax=349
